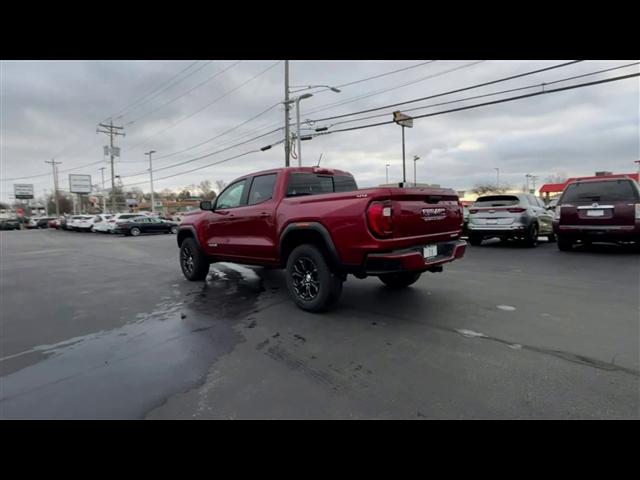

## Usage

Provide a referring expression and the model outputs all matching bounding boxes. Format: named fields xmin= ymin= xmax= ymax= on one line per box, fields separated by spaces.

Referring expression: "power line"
xmin=307 ymin=60 xmax=584 ymax=123
xmin=121 ymin=140 xmax=285 ymax=188
xmin=290 ymin=60 xmax=437 ymax=94
xmin=144 ymin=101 xmax=282 ymax=163
xmin=308 ymin=72 xmax=639 ymax=136
xmin=51 ymin=62 xmax=207 ymax=161
xmin=119 ymin=126 xmax=284 ymax=179
xmin=323 ymin=61 xmax=640 ymax=128
xmin=301 ymin=61 xmax=484 ymax=118
xmin=124 ymin=61 xmax=242 ymax=126
xmin=2 ymin=159 xmax=107 ymax=182
xmin=106 ymin=60 xmax=208 ymax=122
xmin=125 ymin=61 xmax=283 ymax=153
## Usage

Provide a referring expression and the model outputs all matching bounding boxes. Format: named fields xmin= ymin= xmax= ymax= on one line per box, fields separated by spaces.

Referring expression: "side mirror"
xmin=200 ymin=200 xmax=213 ymax=211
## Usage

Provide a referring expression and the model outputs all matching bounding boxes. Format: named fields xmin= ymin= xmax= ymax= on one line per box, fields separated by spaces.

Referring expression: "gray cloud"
xmin=1 ymin=60 xmax=638 ymax=202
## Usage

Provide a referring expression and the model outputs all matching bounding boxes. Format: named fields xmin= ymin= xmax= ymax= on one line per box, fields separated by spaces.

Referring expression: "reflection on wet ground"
xmin=0 ymin=263 xmax=280 ymax=419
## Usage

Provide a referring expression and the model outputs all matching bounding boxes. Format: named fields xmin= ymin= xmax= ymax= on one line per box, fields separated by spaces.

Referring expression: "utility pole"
xmin=531 ymin=175 xmax=538 ymax=194
xmin=401 ymin=126 xmax=406 ymax=185
xmin=145 ymin=150 xmax=156 ymax=213
xmin=284 ymin=60 xmax=290 ymax=167
xmin=413 ymin=155 xmax=420 ymax=186
xmin=386 ymin=164 xmax=390 ymax=184
xmin=495 ymin=168 xmax=500 ymax=189
xmin=97 ymin=120 xmax=125 ymax=213
xmin=45 ymin=159 xmax=62 ymax=217
xmin=99 ymin=167 xmax=107 ymax=213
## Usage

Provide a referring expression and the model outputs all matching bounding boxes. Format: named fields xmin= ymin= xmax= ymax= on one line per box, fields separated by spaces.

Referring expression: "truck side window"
xmin=248 ymin=174 xmax=277 ymax=205
xmin=216 ymin=180 xmax=247 ymax=209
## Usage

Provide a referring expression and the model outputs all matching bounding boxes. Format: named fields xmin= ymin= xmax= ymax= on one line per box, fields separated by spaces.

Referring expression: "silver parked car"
xmin=467 ymin=194 xmax=555 ymax=247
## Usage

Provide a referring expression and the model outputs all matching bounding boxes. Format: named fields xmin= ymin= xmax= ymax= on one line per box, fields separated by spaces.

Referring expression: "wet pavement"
xmin=1 ymin=229 xmax=638 ymax=419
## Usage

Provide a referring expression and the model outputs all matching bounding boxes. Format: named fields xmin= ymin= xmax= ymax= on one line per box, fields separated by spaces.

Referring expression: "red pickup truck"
xmin=177 ymin=167 xmax=466 ymax=312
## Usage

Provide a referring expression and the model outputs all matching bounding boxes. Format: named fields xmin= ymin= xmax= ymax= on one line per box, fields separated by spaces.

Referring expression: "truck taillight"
xmin=554 ymin=206 xmax=561 ymax=220
xmin=635 ymin=204 xmax=640 ymax=220
xmin=367 ymin=201 xmax=393 ymax=238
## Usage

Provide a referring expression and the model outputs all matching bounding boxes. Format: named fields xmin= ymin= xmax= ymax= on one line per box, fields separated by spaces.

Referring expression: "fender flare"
xmin=177 ymin=225 xmax=203 ymax=249
xmin=279 ymin=222 xmax=341 ymax=268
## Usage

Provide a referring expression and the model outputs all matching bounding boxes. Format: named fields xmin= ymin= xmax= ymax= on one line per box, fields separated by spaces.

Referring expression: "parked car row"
xmin=467 ymin=177 xmax=640 ymax=250
xmin=48 ymin=212 xmax=180 ymax=236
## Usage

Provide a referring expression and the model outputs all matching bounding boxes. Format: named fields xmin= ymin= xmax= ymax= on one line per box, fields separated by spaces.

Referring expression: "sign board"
xmin=103 ymin=146 xmax=120 ymax=157
xmin=393 ymin=111 xmax=413 ymax=128
xmin=126 ymin=198 xmax=138 ymax=207
xmin=14 ymin=184 xmax=34 ymax=199
xmin=69 ymin=174 xmax=92 ymax=194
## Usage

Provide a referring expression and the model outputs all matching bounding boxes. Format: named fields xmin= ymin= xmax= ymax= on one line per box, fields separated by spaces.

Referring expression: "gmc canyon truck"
xmin=177 ymin=167 xmax=466 ymax=312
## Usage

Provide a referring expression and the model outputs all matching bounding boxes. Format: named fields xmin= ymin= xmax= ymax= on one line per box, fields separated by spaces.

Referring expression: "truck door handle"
xmin=259 ymin=212 xmax=271 ymax=217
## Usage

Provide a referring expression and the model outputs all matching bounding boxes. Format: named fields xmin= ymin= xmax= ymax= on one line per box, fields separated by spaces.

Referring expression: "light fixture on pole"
xmin=144 ymin=150 xmax=156 ymax=213
xmin=386 ymin=164 xmax=390 ymax=184
xmin=290 ymin=85 xmax=342 ymax=93
xmin=413 ymin=155 xmax=420 ymax=186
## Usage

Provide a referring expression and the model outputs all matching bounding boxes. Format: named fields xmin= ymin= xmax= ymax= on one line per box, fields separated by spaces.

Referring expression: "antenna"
xmin=317 ymin=153 xmax=323 ymax=167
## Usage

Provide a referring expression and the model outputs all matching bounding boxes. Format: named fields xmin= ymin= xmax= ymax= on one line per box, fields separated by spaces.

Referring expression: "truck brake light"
xmin=635 ymin=204 xmax=640 ymax=220
xmin=367 ymin=201 xmax=393 ymax=238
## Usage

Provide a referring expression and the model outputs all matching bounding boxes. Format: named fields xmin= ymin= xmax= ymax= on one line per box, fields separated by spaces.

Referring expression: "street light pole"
xmin=295 ymin=94 xmax=313 ymax=167
xmin=386 ymin=164 xmax=390 ymax=184
xmin=284 ymin=60 xmax=290 ymax=167
xmin=144 ymin=150 xmax=157 ymax=213
xmin=99 ymin=167 xmax=107 ymax=213
xmin=413 ymin=155 xmax=420 ymax=186
xmin=495 ymin=168 xmax=500 ymax=189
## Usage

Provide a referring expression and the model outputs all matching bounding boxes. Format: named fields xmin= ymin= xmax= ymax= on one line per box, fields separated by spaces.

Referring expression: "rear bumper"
xmin=468 ymin=224 xmax=527 ymax=237
xmin=362 ymin=240 xmax=466 ymax=275
xmin=554 ymin=222 xmax=640 ymax=241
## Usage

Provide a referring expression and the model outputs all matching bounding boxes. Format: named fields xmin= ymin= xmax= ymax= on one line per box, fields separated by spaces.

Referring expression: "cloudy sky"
xmin=1 ymin=59 xmax=638 ymax=202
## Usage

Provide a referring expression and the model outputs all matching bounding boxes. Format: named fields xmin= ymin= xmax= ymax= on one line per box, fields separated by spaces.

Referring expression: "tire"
xmin=524 ymin=223 xmax=539 ymax=247
xmin=469 ymin=234 xmax=483 ymax=246
xmin=286 ymin=244 xmax=343 ymax=313
xmin=130 ymin=227 xmax=141 ymax=237
xmin=180 ymin=237 xmax=210 ymax=281
xmin=379 ymin=271 xmax=422 ymax=289
xmin=557 ymin=235 xmax=573 ymax=251
xmin=170 ymin=225 xmax=178 ymax=234
xmin=547 ymin=232 xmax=556 ymax=242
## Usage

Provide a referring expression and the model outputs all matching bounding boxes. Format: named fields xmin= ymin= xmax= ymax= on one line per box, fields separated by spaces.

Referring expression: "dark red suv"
xmin=553 ymin=177 xmax=640 ymax=250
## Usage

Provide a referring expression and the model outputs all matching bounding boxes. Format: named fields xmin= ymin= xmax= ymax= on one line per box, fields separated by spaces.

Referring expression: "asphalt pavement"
xmin=1 ymin=229 xmax=638 ymax=419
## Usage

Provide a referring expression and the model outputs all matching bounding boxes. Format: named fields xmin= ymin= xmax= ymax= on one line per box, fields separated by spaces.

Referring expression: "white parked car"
xmin=91 ymin=214 xmax=115 ymax=233
xmin=68 ymin=215 xmax=97 ymax=232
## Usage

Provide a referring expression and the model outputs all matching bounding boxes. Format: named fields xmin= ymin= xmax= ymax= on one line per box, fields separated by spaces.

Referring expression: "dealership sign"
xmin=14 ymin=184 xmax=34 ymax=199
xmin=69 ymin=174 xmax=92 ymax=194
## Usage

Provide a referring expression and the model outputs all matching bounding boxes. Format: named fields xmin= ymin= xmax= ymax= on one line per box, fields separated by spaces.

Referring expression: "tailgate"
xmin=386 ymin=188 xmax=462 ymax=238
xmin=561 ymin=201 xmax=636 ymax=226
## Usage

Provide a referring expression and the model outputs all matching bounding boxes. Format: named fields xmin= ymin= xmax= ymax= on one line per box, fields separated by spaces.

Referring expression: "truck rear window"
xmin=474 ymin=195 xmax=520 ymax=207
xmin=561 ymin=180 xmax=640 ymax=203
xmin=286 ymin=173 xmax=358 ymax=197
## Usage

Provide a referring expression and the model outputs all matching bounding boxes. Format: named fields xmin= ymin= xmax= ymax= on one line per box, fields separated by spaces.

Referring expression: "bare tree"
xmin=545 ymin=172 xmax=568 ymax=184
xmin=471 ymin=183 xmax=512 ymax=196
xmin=214 ymin=180 xmax=227 ymax=193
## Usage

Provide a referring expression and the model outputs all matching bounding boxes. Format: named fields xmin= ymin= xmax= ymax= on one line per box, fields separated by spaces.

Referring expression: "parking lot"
xmin=0 ymin=228 xmax=638 ymax=419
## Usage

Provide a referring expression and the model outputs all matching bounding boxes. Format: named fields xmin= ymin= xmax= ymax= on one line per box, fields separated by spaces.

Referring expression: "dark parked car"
xmin=553 ymin=177 xmax=640 ymax=250
xmin=36 ymin=217 xmax=56 ymax=228
xmin=0 ymin=218 xmax=21 ymax=230
xmin=114 ymin=216 xmax=179 ymax=236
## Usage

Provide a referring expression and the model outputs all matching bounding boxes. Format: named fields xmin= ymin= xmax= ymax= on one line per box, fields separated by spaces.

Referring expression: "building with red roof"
xmin=538 ymin=171 xmax=640 ymax=200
